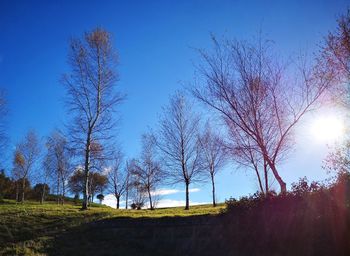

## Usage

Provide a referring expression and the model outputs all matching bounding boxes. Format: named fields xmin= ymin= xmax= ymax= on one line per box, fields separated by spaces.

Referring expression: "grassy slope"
xmin=0 ymin=200 xmax=224 ymax=255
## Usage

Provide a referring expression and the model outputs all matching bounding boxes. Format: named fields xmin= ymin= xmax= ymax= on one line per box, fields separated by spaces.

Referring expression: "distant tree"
xmin=321 ymin=9 xmax=350 ymax=173
xmin=155 ymin=91 xmax=204 ymax=210
xmin=89 ymin=172 xmax=108 ymax=202
xmin=13 ymin=130 xmax=40 ymax=202
xmin=318 ymin=9 xmax=350 ymax=107
xmin=124 ymin=160 xmax=132 ymax=209
xmin=132 ymin=134 xmax=164 ymax=210
xmin=14 ymin=178 xmax=31 ymax=202
xmin=96 ymin=193 xmax=104 ymax=204
xmin=69 ymin=168 xmax=108 ymax=203
xmin=192 ymin=36 xmax=336 ymax=193
xmin=107 ymin=150 xmax=127 ymax=209
xmin=68 ymin=168 xmax=85 ymax=197
xmin=32 ymin=183 xmax=50 ymax=203
xmin=199 ymin=123 xmax=227 ymax=207
xmin=44 ymin=131 xmax=73 ymax=204
xmin=0 ymin=170 xmax=12 ymax=200
xmin=128 ymin=160 xmax=147 ymax=210
xmin=323 ymin=140 xmax=350 ymax=174
xmin=291 ymin=177 xmax=321 ymax=196
xmin=62 ymin=28 xmax=124 ymax=210
xmin=228 ymin=125 xmax=272 ymax=195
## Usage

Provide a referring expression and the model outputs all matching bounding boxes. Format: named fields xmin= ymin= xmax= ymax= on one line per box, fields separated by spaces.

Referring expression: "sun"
xmin=310 ymin=115 xmax=345 ymax=143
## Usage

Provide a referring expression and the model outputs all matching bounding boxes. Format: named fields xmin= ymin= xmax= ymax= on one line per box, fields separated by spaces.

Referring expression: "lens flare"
xmin=310 ymin=115 xmax=345 ymax=143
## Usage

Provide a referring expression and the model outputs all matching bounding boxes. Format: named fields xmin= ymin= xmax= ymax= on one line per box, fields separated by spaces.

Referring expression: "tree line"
xmin=0 ymin=9 xmax=349 ymax=210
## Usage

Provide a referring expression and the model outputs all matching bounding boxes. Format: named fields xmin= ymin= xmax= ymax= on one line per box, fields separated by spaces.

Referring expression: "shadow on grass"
xmin=48 ymin=214 xmax=224 ymax=256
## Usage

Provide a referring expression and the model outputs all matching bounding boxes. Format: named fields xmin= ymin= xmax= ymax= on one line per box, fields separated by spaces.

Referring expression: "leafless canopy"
xmin=320 ymin=9 xmax=350 ymax=107
xmin=107 ymin=149 xmax=128 ymax=209
xmin=155 ymin=91 xmax=203 ymax=209
xmin=44 ymin=130 xmax=73 ymax=204
xmin=198 ymin=122 xmax=227 ymax=206
xmin=62 ymin=28 xmax=124 ymax=209
xmin=193 ymin=36 xmax=336 ymax=193
xmin=131 ymin=133 xmax=164 ymax=210
xmin=13 ymin=130 xmax=41 ymax=202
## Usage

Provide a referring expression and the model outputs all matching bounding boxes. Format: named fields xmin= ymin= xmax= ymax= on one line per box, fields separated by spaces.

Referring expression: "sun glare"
xmin=310 ymin=115 xmax=345 ymax=143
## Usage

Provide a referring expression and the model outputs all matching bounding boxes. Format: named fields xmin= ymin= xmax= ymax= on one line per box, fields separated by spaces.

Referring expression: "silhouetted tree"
xmin=32 ymin=183 xmax=50 ymax=203
xmin=199 ymin=122 xmax=227 ymax=207
xmin=62 ymin=28 xmax=123 ymax=209
xmin=193 ymin=36 xmax=335 ymax=193
xmin=228 ymin=125 xmax=272 ymax=195
xmin=324 ymin=140 xmax=350 ymax=174
xmin=318 ymin=9 xmax=350 ymax=107
xmin=96 ymin=193 xmax=104 ymax=204
xmin=155 ymin=91 xmax=203 ymax=210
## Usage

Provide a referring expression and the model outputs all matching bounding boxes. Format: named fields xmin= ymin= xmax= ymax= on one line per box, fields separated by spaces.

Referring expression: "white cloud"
xmin=102 ymin=188 xmax=204 ymax=209
xmin=101 ymin=166 xmax=111 ymax=175
xmin=151 ymin=188 xmax=200 ymax=196
xmin=102 ymin=194 xmax=126 ymax=209
xmin=153 ymin=199 xmax=209 ymax=208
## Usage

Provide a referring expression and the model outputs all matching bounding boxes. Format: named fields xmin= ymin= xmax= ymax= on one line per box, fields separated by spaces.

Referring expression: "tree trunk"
xmin=15 ymin=182 xmax=19 ymax=202
xmin=148 ymin=188 xmax=153 ymax=210
xmin=253 ymin=165 xmax=264 ymax=194
xmin=125 ymin=186 xmax=128 ymax=209
xmin=264 ymin=162 xmax=269 ymax=195
xmin=268 ymin=162 xmax=286 ymax=194
xmin=21 ymin=178 xmax=25 ymax=203
xmin=116 ymin=195 xmax=120 ymax=209
xmin=61 ymin=179 xmax=65 ymax=205
xmin=210 ymin=173 xmax=216 ymax=207
xmin=40 ymin=186 xmax=45 ymax=204
xmin=82 ymin=172 xmax=89 ymax=210
xmin=57 ymin=174 xmax=60 ymax=205
xmin=185 ymin=181 xmax=189 ymax=210
xmin=82 ymin=133 xmax=91 ymax=210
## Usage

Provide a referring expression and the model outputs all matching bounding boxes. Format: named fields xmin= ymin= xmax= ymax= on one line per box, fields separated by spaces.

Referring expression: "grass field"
xmin=0 ymin=200 xmax=225 ymax=255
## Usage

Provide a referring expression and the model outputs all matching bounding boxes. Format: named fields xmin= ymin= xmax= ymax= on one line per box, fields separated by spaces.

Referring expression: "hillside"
xmin=0 ymin=200 xmax=225 ymax=255
xmin=1 ymin=174 xmax=350 ymax=256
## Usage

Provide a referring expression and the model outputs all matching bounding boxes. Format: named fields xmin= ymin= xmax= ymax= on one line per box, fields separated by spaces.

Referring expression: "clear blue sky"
xmin=0 ymin=0 xmax=348 ymax=206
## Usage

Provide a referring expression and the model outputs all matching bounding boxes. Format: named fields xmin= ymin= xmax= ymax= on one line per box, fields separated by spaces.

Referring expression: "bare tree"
xmin=228 ymin=124 xmax=273 ymax=195
xmin=155 ymin=91 xmax=203 ymax=210
xmin=124 ymin=160 xmax=132 ymax=209
xmin=129 ymin=162 xmax=147 ymax=210
xmin=193 ymin=36 xmax=335 ymax=193
xmin=44 ymin=130 xmax=72 ymax=204
xmin=323 ymin=140 xmax=350 ymax=174
xmin=131 ymin=133 xmax=164 ymax=210
xmin=62 ymin=28 xmax=124 ymax=209
xmin=12 ymin=130 xmax=40 ymax=202
xmin=107 ymin=150 xmax=127 ymax=209
xmin=199 ymin=122 xmax=227 ymax=207
xmin=322 ymin=9 xmax=350 ymax=80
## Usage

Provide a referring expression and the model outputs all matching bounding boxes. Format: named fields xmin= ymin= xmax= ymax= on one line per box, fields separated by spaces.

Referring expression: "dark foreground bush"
xmin=221 ymin=174 xmax=350 ymax=256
